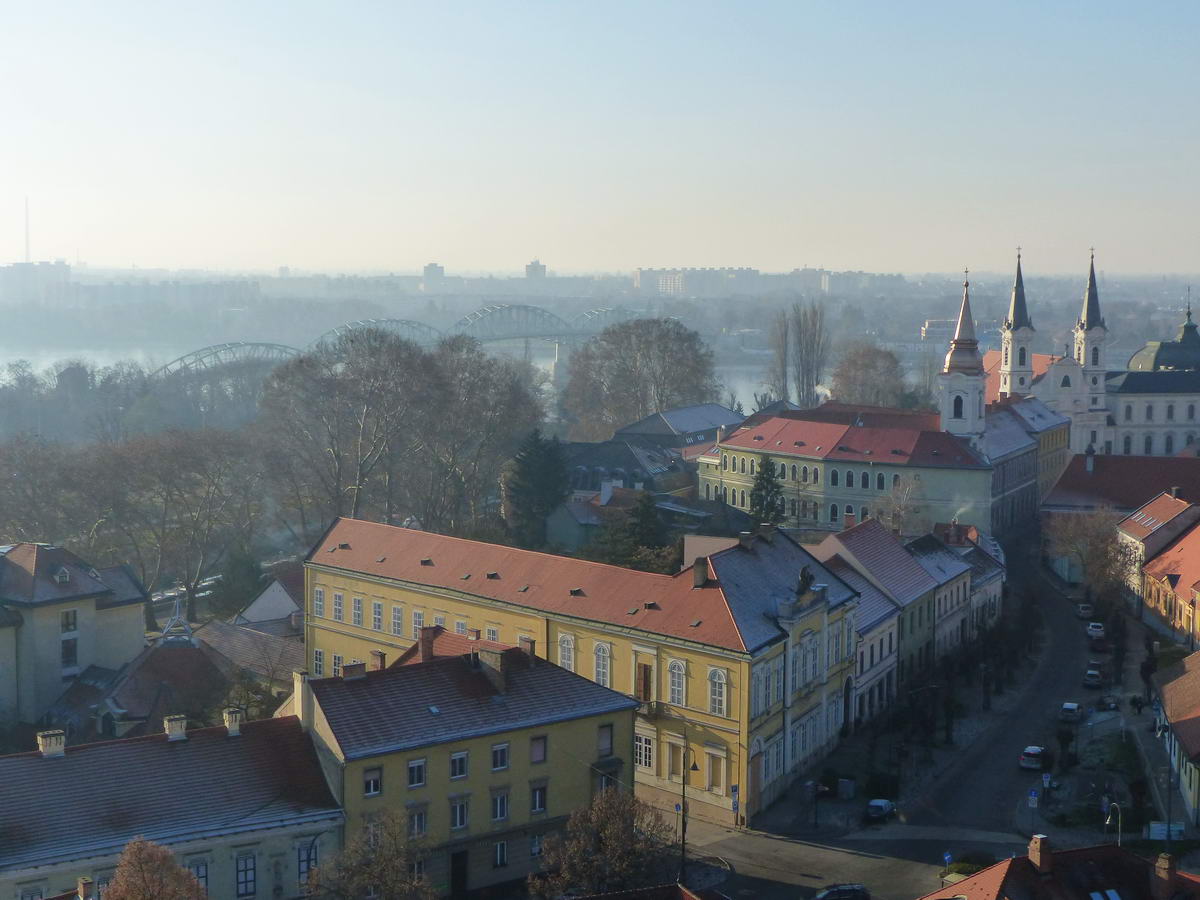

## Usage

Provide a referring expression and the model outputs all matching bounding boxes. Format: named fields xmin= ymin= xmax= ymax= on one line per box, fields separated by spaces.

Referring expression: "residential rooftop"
xmin=1045 ymin=454 xmax=1200 ymax=513
xmin=1119 ymin=491 xmax=1196 ymax=541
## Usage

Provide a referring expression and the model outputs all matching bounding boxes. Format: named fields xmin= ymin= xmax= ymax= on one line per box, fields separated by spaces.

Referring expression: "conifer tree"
xmin=506 ymin=429 xmax=568 ymax=548
xmin=748 ymin=453 xmax=784 ymax=524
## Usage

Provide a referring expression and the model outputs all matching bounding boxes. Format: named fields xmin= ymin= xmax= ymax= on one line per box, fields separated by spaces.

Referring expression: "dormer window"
xmin=54 ymin=567 xmax=70 ymax=585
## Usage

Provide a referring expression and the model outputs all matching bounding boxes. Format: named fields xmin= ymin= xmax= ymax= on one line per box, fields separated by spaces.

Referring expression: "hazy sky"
xmin=2 ymin=2 xmax=1198 ymax=275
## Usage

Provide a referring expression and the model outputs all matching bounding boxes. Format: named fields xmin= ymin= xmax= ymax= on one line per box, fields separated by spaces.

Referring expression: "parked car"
xmin=1019 ymin=746 xmax=1045 ymax=769
xmin=1076 ymin=603 xmax=1095 ymax=619
xmin=1089 ymin=637 xmax=1112 ymax=653
xmin=1098 ymin=694 xmax=1120 ymax=711
xmin=1060 ymin=702 xmax=1081 ymax=722
xmin=864 ymin=799 xmax=895 ymax=821
xmin=1087 ymin=622 xmax=1106 ymax=639
xmin=815 ymin=885 xmax=870 ymax=900
xmin=1083 ymin=669 xmax=1104 ymax=688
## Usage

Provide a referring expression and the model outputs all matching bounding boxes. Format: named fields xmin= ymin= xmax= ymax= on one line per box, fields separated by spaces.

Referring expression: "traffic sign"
xmin=944 ymin=852 xmax=952 ymax=866
xmin=674 ymin=803 xmax=681 ymax=813
xmin=733 ymin=799 xmax=739 ymax=812
xmin=1028 ymin=789 xmax=1039 ymax=809
xmin=1042 ymin=773 xmax=1051 ymax=788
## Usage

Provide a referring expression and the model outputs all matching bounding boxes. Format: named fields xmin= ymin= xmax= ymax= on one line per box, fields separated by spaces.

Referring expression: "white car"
xmin=1087 ymin=622 xmax=1105 ymax=639
xmin=1060 ymin=702 xmax=1081 ymax=722
xmin=1019 ymin=746 xmax=1045 ymax=770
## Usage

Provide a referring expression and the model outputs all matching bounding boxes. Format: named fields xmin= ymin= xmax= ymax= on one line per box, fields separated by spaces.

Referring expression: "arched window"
xmin=1092 ymin=347 xmax=1100 ymax=367
xmin=1123 ymin=435 xmax=1132 ymax=455
xmin=749 ymin=459 xmax=756 ymax=476
xmin=846 ymin=470 xmax=855 ymax=488
xmin=594 ymin=643 xmax=611 ymax=687
xmin=1168 ymin=404 xmax=1176 ymax=421
xmin=830 ymin=469 xmax=839 ymax=487
xmin=1145 ymin=435 xmax=1154 ymax=455
xmin=740 ymin=457 xmax=746 ymax=474
xmin=721 ymin=484 xmax=728 ymax=501
xmin=558 ymin=635 xmax=575 ymax=672
xmin=877 ymin=472 xmax=885 ymax=491
xmin=1018 ymin=347 xmax=1027 ymax=366
xmin=1188 ymin=433 xmax=1196 ymax=446
xmin=778 ymin=461 xmax=786 ymax=477
xmin=740 ymin=490 xmax=746 ymax=508
xmin=704 ymin=483 xmax=711 ymax=500
xmin=1125 ymin=405 xmax=1133 ymax=421
xmin=721 ymin=454 xmax=728 ymax=470
xmin=668 ymin=660 xmax=686 ymax=706
xmin=1146 ymin=405 xmax=1155 ymax=422
xmin=799 ymin=500 xmax=807 ymax=519
xmin=813 ymin=468 xmax=820 ymax=484
xmin=830 ymin=503 xmax=839 ymax=523
xmin=860 ymin=506 xmax=868 ymax=521
xmin=952 ymin=395 xmax=964 ymax=419
xmin=1003 ymin=346 xmax=1009 ymax=365
xmin=861 ymin=470 xmax=869 ymax=488
xmin=892 ymin=474 xmax=900 ymax=487
xmin=1060 ymin=376 xmax=1071 ymax=388
xmin=1190 ymin=404 xmax=1197 ymax=421
xmin=708 ymin=669 xmax=727 ymax=716
xmin=791 ymin=464 xmax=798 ymax=480
xmin=1166 ymin=434 xmax=1175 ymax=454
xmin=802 ymin=465 xmax=809 ymax=482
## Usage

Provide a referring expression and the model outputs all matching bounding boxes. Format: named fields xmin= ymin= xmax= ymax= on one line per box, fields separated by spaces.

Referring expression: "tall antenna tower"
xmin=23 ymin=197 xmax=30 ymax=263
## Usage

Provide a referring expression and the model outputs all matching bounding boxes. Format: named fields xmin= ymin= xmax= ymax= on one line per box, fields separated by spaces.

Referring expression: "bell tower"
xmin=938 ymin=270 xmax=986 ymax=447
xmin=999 ymin=249 xmax=1035 ymax=398
xmin=1073 ymin=250 xmax=1108 ymax=413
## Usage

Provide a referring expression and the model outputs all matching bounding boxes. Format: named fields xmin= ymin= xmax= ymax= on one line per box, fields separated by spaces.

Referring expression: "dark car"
xmin=864 ymin=798 xmax=895 ymax=821
xmin=1090 ymin=637 xmax=1112 ymax=653
xmin=815 ymin=885 xmax=870 ymax=900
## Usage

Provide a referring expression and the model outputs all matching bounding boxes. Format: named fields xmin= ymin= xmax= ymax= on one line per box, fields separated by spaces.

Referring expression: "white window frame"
xmin=634 ymin=734 xmax=654 ymax=769
xmin=455 ymin=620 xmax=468 ymax=635
xmin=313 ymin=648 xmax=325 ymax=676
xmin=492 ymin=791 xmax=509 ymax=821
xmin=332 ymin=592 xmax=344 ymax=622
xmin=709 ymin=668 xmax=727 ymax=717
xmin=451 ymin=799 xmax=469 ymax=830
xmin=450 ymin=750 xmax=469 ymax=779
xmin=412 ymin=610 xmax=424 ymax=637
xmin=371 ymin=600 xmax=383 ymax=631
xmin=486 ymin=626 xmax=499 ymax=642
xmin=313 ymin=588 xmax=325 ymax=618
xmin=491 ymin=743 xmax=509 ymax=771
xmin=668 ymin=659 xmax=686 ymax=706
xmin=352 ymin=596 xmax=363 ymax=626
xmin=594 ymin=642 xmax=611 ymax=688
xmin=559 ymin=634 xmax=575 ymax=672
xmin=332 ymin=654 xmax=343 ymax=677
xmin=391 ymin=605 xmax=403 ymax=636
xmin=494 ymin=840 xmax=508 ymax=868
xmin=408 ymin=758 xmax=426 ymax=788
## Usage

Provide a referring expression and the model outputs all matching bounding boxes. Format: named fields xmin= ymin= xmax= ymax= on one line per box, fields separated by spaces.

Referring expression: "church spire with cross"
xmin=943 ymin=269 xmax=984 ymax=375
xmin=1000 ymin=248 xmax=1036 ymax=398
xmin=939 ymin=268 xmax=987 ymax=447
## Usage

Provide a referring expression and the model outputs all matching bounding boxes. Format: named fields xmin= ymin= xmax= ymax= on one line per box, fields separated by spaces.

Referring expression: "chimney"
xmin=36 ymin=729 xmax=65 ymax=759
xmin=293 ymin=670 xmax=313 ymax=731
xmin=223 ymin=707 xmax=243 ymax=736
xmin=1171 ymin=485 xmax=1182 ymax=499
xmin=370 ymin=649 xmax=387 ymax=671
xmin=757 ymin=523 xmax=776 ymax=543
xmin=342 ymin=661 xmax=367 ymax=680
xmin=737 ymin=531 xmax=754 ymax=550
xmin=1153 ymin=853 xmax=1177 ymax=900
xmin=1028 ymin=834 xmax=1052 ymax=875
xmin=600 ymin=481 xmax=614 ymax=506
xmin=289 ymin=609 xmax=303 ymax=631
xmin=717 ymin=425 xmax=727 ymax=442
xmin=76 ymin=877 xmax=94 ymax=900
xmin=468 ymin=628 xmax=481 ymax=641
xmin=693 ymin=556 xmax=709 ymax=588
xmin=519 ymin=635 xmax=536 ymax=659
xmin=843 ymin=510 xmax=857 ymax=531
xmin=1085 ymin=444 xmax=1096 ymax=474
xmin=418 ymin=625 xmax=438 ymax=662
xmin=164 ymin=714 xmax=188 ymax=742
xmin=476 ymin=647 xmax=507 ymax=693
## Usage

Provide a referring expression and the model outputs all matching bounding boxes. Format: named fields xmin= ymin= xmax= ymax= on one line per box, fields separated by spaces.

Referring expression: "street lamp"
xmin=678 ymin=747 xmax=701 ymax=884
xmin=1105 ymin=802 xmax=1123 ymax=846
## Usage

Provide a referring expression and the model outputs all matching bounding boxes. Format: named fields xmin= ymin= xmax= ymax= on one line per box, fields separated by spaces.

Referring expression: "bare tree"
xmin=830 ymin=340 xmax=906 ymax=408
xmin=791 ymin=301 xmax=830 ymax=408
xmin=105 ymin=838 xmax=205 ymax=900
xmin=307 ymin=812 xmax=434 ymax=900
xmin=528 ymin=788 xmax=674 ymax=898
xmin=1045 ymin=508 xmax=1133 ymax=599
xmin=884 ymin=474 xmax=924 ymax=536
xmin=767 ymin=310 xmax=790 ymax=403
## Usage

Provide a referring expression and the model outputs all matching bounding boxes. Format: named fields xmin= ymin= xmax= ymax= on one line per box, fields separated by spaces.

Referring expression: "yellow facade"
xmin=304 ymin=546 xmax=856 ymax=827
xmin=1035 ymin=421 xmax=1071 ymax=503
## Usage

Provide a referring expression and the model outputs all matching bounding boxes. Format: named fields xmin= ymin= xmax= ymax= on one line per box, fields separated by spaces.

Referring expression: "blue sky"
xmin=1 ymin=2 xmax=1197 ymax=274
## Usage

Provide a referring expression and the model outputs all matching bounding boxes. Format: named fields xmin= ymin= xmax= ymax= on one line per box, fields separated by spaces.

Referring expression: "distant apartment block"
xmin=525 ymin=259 xmax=547 ymax=278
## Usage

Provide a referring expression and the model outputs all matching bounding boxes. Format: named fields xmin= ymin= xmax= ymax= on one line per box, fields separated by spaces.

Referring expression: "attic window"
xmin=891 ymin=448 xmax=905 ymax=455
xmin=338 ymin=542 xmax=351 ymax=550
xmin=420 ymin=558 xmax=433 ymax=566
xmin=326 ymin=546 xmax=336 ymax=552
xmin=753 ymin=435 xmax=764 ymax=441
xmin=793 ymin=441 xmax=805 ymax=447
xmin=627 ymin=608 xmax=639 ymax=615
xmin=428 ymin=705 xmax=440 ymax=715
xmin=54 ymin=567 xmax=70 ymax=584
xmin=689 ymin=619 xmax=702 ymax=628
xmin=486 ymin=572 xmax=500 ymax=580
xmin=569 ymin=588 xmax=585 ymax=597
xmin=776 ymin=441 xmax=782 ymax=446
xmin=644 ymin=601 xmax=659 ymax=610
xmin=517 ymin=585 xmax=530 ymax=592
xmin=460 ymin=573 xmax=471 ymax=580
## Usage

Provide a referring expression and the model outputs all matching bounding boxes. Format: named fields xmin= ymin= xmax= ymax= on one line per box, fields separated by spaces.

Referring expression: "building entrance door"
xmin=450 ymin=849 xmax=469 ymax=898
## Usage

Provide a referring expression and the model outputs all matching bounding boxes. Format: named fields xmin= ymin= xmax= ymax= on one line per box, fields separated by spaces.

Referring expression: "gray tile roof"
xmin=194 ymin=619 xmax=305 ymax=685
xmin=905 ymin=534 xmax=973 ymax=586
xmin=983 ymin=408 xmax=1037 ymax=462
xmin=818 ymin=518 xmax=936 ymax=607
xmin=825 ymin=557 xmax=898 ymax=634
xmin=0 ymin=717 xmax=341 ymax=873
xmin=310 ymin=651 xmax=638 ymax=760
xmin=617 ymin=404 xmax=744 ymax=437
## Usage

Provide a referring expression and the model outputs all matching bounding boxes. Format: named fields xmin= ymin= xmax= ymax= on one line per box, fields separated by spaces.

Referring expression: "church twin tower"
xmin=938 ymin=253 xmax=1108 ymax=446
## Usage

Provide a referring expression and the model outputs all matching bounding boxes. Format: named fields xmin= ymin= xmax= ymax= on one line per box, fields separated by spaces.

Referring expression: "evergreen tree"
xmin=627 ymin=492 xmax=666 ymax=549
xmin=748 ymin=454 xmax=785 ymax=524
xmin=506 ymin=429 xmax=568 ymax=548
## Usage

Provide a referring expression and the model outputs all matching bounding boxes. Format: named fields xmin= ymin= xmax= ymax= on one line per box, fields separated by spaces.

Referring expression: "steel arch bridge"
xmin=149 ymin=342 xmax=301 ymax=379
xmin=572 ymin=306 xmax=640 ymax=334
xmin=309 ymin=318 xmax=444 ymax=349
xmin=452 ymin=304 xmax=574 ymax=342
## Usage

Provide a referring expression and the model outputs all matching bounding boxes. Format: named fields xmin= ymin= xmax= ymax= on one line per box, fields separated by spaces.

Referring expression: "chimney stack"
xmin=693 ymin=557 xmax=708 ymax=588
xmin=1085 ymin=444 xmax=1096 ymax=474
xmin=843 ymin=510 xmax=857 ymax=531
xmin=293 ymin=670 xmax=313 ymax=731
xmin=600 ymin=481 xmax=614 ymax=506
xmin=289 ymin=609 xmax=303 ymax=631
xmin=737 ymin=531 xmax=754 ymax=550
xmin=1028 ymin=834 xmax=1052 ymax=875
xmin=1153 ymin=853 xmax=1177 ymax=900
xmin=476 ymin=647 xmax=507 ymax=693
xmin=223 ymin=707 xmax=243 ymax=737
xmin=164 ymin=714 xmax=188 ymax=742
xmin=717 ymin=425 xmax=727 ymax=442
xmin=1171 ymin=485 xmax=1182 ymax=499
xmin=418 ymin=625 xmax=437 ymax=662
xmin=342 ymin=661 xmax=367 ymax=680
xmin=519 ymin=635 xmax=536 ymax=659
xmin=76 ymin=876 xmax=95 ymax=900
xmin=370 ymin=649 xmax=387 ymax=671
xmin=756 ymin=523 xmax=776 ymax=543
xmin=36 ymin=729 xmax=66 ymax=759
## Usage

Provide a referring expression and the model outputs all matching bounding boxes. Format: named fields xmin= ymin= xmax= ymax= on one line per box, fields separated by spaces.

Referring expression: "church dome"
xmin=1128 ymin=311 xmax=1200 ymax=372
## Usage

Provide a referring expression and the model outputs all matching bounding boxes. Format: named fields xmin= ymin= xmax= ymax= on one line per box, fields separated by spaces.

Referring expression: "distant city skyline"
xmin=2 ymin=2 xmax=1198 ymax=274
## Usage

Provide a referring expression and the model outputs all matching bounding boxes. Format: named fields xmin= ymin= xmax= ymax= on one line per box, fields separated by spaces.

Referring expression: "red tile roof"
xmin=1154 ymin=651 xmax=1200 ymax=760
xmin=1145 ymin=524 xmax=1200 ymax=601
xmin=275 ymin=562 xmax=306 ymax=604
xmin=770 ymin=402 xmax=940 ymax=431
xmin=1119 ymin=491 xmax=1195 ymax=541
xmin=981 ymin=349 xmax=1058 ymax=404
xmin=1046 ymin=454 xmax=1200 ymax=513
xmin=0 ymin=543 xmax=147 ymax=608
xmin=394 ymin=625 xmax=512 ymax=665
xmin=814 ymin=518 xmax=937 ymax=606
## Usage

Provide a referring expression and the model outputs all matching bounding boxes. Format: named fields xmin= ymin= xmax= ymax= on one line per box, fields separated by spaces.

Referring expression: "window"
xmin=597 ymin=724 xmax=614 ymax=757
xmin=1147 ymin=405 xmax=1155 ymax=422
xmin=952 ymin=395 xmax=964 ymax=418
xmin=313 ymin=648 xmax=325 ymax=676
xmin=411 ymin=610 xmax=424 ymax=636
xmin=1125 ymin=404 xmax=1133 ymax=421
xmin=813 ymin=468 xmax=819 ymax=484
xmin=451 ymin=799 xmax=469 ymax=829
xmin=19 ymin=889 xmax=43 ymax=900
xmin=455 ymin=621 xmax=468 ymax=635
xmin=363 ymin=767 xmax=382 ymax=796
xmin=332 ymin=654 xmax=343 ymax=677
xmin=61 ymin=638 xmax=77 ymax=669
xmin=1168 ymin=404 xmax=1176 ymax=421
xmin=433 ymin=615 xmax=445 ymax=627
xmin=1060 ymin=375 xmax=1071 ymax=387
xmin=60 ymin=610 xmax=77 ymax=633
xmin=1092 ymin=346 xmax=1100 ymax=367
xmin=1145 ymin=435 xmax=1154 ymax=455
xmin=558 ymin=635 xmax=574 ymax=671
xmin=236 ymin=854 xmax=256 ymax=897
xmin=531 ymin=784 xmax=547 ymax=812
xmin=332 ymin=593 xmax=344 ymax=622
xmin=492 ymin=743 xmax=509 ymax=770
xmin=749 ymin=459 xmax=755 ymax=475
xmin=1167 ymin=434 xmax=1176 ymax=454
xmin=409 ymin=858 xmax=425 ymax=878
xmin=531 ymin=735 xmax=547 ymax=763
xmin=594 ymin=643 xmax=611 ymax=687
xmin=352 ymin=596 xmax=363 ymax=626
xmin=860 ymin=506 xmax=868 ymax=521
xmin=450 ymin=751 xmax=469 ymax=779
xmin=893 ymin=473 xmax=900 ymax=487
xmin=371 ymin=600 xmax=383 ymax=631
xmin=846 ymin=470 xmax=854 ymax=488
xmin=409 ymin=808 xmax=427 ymax=837
xmin=739 ymin=457 xmax=746 ymax=474
xmin=1190 ymin=404 xmax=1196 ymax=421
xmin=392 ymin=606 xmax=403 ymax=635
xmin=494 ymin=841 xmax=508 ymax=868
xmin=830 ymin=469 xmax=839 ymax=486
xmin=1124 ymin=435 xmax=1133 ymax=455
xmin=313 ymin=588 xmax=325 ymax=618
xmin=721 ymin=453 xmax=727 ymax=470
xmin=739 ymin=489 xmax=746 ymax=508
xmin=408 ymin=758 xmax=426 ymax=787
xmin=791 ymin=464 xmax=798 ymax=480
xmin=876 ymin=472 xmax=885 ymax=491
xmin=635 ymin=662 xmax=653 ymax=701
xmin=492 ymin=792 xmax=509 ymax=821
xmin=1018 ymin=346 xmax=1027 ymax=366
xmin=861 ymin=470 xmax=868 ymax=488
xmin=530 ymin=834 xmax=543 ymax=857
xmin=297 ymin=845 xmax=316 ymax=887
xmin=830 ymin=503 xmax=839 ymax=523
xmin=634 ymin=734 xmax=654 ymax=768
xmin=709 ymin=669 xmax=727 ymax=716
xmin=189 ymin=861 xmax=208 ymax=891
xmin=704 ymin=482 xmax=711 ymax=500
xmin=669 ymin=660 xmax=686 ymax=705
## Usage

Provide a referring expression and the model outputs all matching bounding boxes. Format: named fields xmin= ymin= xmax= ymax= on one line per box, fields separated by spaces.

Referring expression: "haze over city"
xmin=3 ymin=1 xmax=1199 ymax=274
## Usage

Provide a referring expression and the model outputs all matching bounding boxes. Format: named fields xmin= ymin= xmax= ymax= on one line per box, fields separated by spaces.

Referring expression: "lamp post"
xmin=1105 ymin=802 xmax=1123 ymax=846
xmin=676 ymin=748 xmax=700 ymax=888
